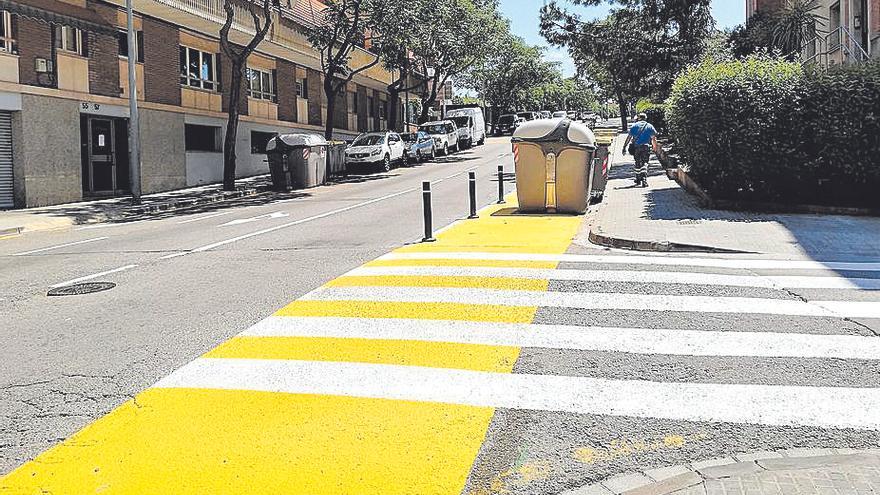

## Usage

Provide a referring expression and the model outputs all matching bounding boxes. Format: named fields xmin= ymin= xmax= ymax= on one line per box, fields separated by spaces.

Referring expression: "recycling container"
xmin=266 ymin=133 xmax=328 ymax=190
xmin=511 ymin=118 xmax=596 ymax=214
xmin=326 ymin=141 xmax=348 ymax=176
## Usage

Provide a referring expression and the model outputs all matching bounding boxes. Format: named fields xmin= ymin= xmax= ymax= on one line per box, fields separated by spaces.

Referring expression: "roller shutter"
xmin=0 ymin=111 xmax=12 ymax=209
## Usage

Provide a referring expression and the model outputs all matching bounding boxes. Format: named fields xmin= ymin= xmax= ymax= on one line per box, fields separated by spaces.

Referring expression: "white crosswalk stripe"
xmin=347 ymin=265 xmax=880 ymax=290
xmin=244 ymin=316 xmax=880 ymax=360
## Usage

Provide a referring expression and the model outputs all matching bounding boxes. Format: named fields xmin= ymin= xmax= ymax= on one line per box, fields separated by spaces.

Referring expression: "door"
xmin=0 ymin=111 xmax=13 ymax=209
xmin=88 ymin=117 xmax=116 ymax=193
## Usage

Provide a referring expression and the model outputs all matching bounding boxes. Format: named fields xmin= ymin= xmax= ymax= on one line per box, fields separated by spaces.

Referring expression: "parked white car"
xmin=418 ymin=120 xmax=459 ymax=156
xmin=552 ymin=111 xmax=568 ymax=118
xmin=345 ymin=131 xmax=407 ymax=172
xmin=446 ymin=107 xmax=487 ymax=146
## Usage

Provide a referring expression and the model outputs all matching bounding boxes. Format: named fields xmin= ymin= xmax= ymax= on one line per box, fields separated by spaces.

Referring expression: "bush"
xmin=636 ymin=99 xmax=668 ymax=135
xmin=667 ymin=56 xmax=880 ymax=207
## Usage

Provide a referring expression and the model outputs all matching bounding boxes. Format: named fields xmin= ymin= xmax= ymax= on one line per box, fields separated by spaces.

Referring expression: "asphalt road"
xmin=0 ymin=138 xmax=515 ymax=474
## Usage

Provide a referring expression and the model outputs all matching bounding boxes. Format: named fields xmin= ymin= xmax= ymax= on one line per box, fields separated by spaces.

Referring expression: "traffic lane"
xmin=0 ymin=141 xmax=511 ymax=291
xmin=1 ymin=143 xmax=516 ymax=475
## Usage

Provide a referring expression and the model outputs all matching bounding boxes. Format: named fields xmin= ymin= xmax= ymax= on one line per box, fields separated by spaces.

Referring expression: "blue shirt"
xmin=628 ymin=121 xmax=657 ymax=146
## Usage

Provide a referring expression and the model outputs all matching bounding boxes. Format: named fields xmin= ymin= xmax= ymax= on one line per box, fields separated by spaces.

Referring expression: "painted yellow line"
xmin=365 ymin=258 xmax=560 ymax=269
xmin=326 ymin=275 xmax=548 ymax=291
xmin=1 ymin=388 xmax=494 ymax=495
xmin=275 ymin=300 xmax=539 ymax=323
xmin=206 ymin=336 xmax=520 ymax=373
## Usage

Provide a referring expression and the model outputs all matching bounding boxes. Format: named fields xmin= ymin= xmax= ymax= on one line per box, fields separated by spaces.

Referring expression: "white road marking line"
xmin=302 ymin=286 xmax=838 ymax=317
xmin=244 ymin=316 xmax=880 ymax=360
xmin=176 ymin=211 xmax=233 ymax=224
xmin=379 ymin=251 xmax=880 ymax=272
xmin=219 ymin=211 xmax=289 ymax=227
xmin=345 ymin=265 xmax=880 ymax=290
xmin=153 ymin=358 xmax=880 ymax=430
xmin=12 ymin=237 xmax=109 ymax=256
xmin=813 ymin=301 xmax=880 ymax=319
xmin=160 ymin=168 xmax=482 ymax=258
xmin=49 ymin=264 xmax=138 ymax=288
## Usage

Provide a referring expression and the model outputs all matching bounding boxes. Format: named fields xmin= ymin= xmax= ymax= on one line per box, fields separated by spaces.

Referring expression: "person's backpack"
xmin=628 ymin=122 xmax=649 ymax=155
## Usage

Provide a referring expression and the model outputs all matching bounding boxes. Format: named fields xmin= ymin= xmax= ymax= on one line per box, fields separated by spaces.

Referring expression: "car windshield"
xmin=498 ymin=115 xmax=516 ymax=124
xmin=420 ymin=124 xmax=447 ymax=134
xmin=352 ymin=135 xmax=384 ymax=146
xmin=400 ymin=133 xmax=418 ymax=143
xmin=450 ymin=117 xmax=470 ymax=128
xmin=517 ymin=113 xmax=532 ymax=119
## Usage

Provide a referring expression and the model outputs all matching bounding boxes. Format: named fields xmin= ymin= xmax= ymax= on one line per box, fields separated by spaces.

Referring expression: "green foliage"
xmin=667 ymin=56 xmax=880 ymax=207
xmin=772 ymin=0 xmax=824 ymax=59
xmin=727 ymin=10 xmax=777 ymax=58
xmin=636 ymin=99 xmax=667 ymax=134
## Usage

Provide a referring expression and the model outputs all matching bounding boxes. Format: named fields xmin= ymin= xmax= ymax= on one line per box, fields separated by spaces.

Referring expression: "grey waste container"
xmin=266 ymin=133 xmax=328 ymax=191
xmin=326 ymin=141 xmax=348 ymax=176
xmin=512 ymin=118 xmax=596 ymax=214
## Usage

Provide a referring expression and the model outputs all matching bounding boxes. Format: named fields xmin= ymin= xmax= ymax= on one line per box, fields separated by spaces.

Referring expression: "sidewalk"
xmin=0 ymin=175 xmax=270 ymax=236
xmin=582 ymin=138 xmax=880 ymax=259
xmin=566 ymin=450 xmax=880 ymax=495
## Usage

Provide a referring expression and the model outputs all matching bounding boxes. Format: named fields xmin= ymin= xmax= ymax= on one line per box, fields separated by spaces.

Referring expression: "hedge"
xmin=666 ymin=56 xmax=880 ymax=208
xmin=636 ymin=99 xmax=668 ymax=136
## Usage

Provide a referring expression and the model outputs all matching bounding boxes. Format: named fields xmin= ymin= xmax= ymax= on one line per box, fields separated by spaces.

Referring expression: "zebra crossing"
xmin=2 ymin=197 xmax=878 ymax=495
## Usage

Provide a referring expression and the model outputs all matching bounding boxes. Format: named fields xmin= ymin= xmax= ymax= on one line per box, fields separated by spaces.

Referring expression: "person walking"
xmin=622 ymin=113 xmax=658 ymax=187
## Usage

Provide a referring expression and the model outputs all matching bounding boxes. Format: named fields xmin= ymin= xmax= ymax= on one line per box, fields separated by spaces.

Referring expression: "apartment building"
xmin=0 ymin=0 xmax=407 ymax=209
xmin=747 ymin=0 xmax=879 ymax=64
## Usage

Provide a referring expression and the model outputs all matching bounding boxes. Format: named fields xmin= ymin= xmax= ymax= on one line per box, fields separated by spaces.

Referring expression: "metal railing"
xmin=802 ymin=26 xmax=870 ymax=66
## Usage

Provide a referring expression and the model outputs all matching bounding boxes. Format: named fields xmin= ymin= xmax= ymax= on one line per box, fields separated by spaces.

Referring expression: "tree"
xmin=219 ymin=0 xmax=273 ymax=191
xmin=460 ymin=35 xmax=557 ymax=122
xmin=540 ymin=0 xmax=713 ymax=131
xmin=306 ymin=0 xmax=385 ymax=139
xmin=728 ymin=10 xmax=777 ymax=58
xmin=416 ymin=0 xmax=506 ymax=122
xmin=772 ymin=0 xmax=824 ymax=59
xmin=372 ymin=1 xmax=427 ymax=130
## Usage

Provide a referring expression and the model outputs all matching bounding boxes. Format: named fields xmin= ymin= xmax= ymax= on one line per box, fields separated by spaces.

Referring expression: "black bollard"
xmin=422 ymin=181 xmax=435 ymax=242
xmin=497 ymin=165 xmax=506 ymax=204
xmin=468 ymin=171 xmax=477 ymax=219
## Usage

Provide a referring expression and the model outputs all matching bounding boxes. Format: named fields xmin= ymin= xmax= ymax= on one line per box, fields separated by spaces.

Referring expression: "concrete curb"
xmin=120 ymin=187 xmax=263 ymax=218
xmin=561 ymin=448 xmax=880 ymax=495
xmin=587 ymin=229 xmax=752 ymax=254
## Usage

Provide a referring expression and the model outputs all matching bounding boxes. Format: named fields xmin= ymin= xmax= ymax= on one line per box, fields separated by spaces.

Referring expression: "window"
xmin=117 ymin=30 xmax=144 ymax=63
xmin=55 ymin=25 xmax=83 ymax=55
xmin=295 ymin=77 xmax=308 ymax=98
xmin=368 ymin=96 xmax=375 ymax=117
xmin=379 ymin=100 xmax=388 ymax=120
xmin=352 ymin=91 xmax=358 ymax=111
xmin=250 ymin=130 xmax=276 ymax=154
xmin=184 ymin=124 xmax=221 ymax=152
xmin=247 ymin=67 xmax=276 ymax=101
xmin=179 ymin=46 xmax=218 ymax=90
xmin=829 ymin=2 xmax=841 ymax=49
xmin=0 ymin=11 xmax=15 ymax=54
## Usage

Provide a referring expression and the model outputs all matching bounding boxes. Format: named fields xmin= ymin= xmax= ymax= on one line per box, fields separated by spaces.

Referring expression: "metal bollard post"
xmin=468 ymin=171 xmax=477 ymax=219
xmin=497 ymin=165 xmax=506 ymax=204
xmin=422 ymin=181 xmax=435 ymax=242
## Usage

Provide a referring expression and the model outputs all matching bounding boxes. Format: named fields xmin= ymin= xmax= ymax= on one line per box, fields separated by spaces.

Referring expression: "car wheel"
xmin=442 ymin=143 xmax=449 ymax=156
xmin=429 ymin=146 xmax=436 ymax=160
xmin=382 ymin=154 xmax=391 ymax=172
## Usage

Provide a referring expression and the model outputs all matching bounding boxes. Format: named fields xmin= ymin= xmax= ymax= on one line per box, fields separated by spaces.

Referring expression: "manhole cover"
xmin=47 ymin=282 xmax=116 ymax=297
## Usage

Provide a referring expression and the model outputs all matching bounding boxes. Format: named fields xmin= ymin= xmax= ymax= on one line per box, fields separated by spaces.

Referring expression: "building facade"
xmin=0 ymin=0 xmax=406 ymax=209
xmin=747 ymin=0 xmax=879 ymax=64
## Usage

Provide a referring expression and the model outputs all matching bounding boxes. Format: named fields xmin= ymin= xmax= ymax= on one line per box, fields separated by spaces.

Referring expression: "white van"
xmin=446 ymin=107 xmax=486 ymax=146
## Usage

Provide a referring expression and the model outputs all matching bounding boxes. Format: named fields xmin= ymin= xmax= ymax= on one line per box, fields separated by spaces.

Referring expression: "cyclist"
xmin=622 ymin=113 xmax=657 ymax=187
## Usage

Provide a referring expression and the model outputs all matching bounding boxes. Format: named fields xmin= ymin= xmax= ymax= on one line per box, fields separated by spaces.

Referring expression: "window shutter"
xmin=215 ymin=55 xmax=222 ymax=92
xmin=53 ymin=25 xmax=61 ymax=49
xmin=81 ymin=31 xmax=89 ymax=57
xmin=271 ymin=69 xmax=277 ymax=102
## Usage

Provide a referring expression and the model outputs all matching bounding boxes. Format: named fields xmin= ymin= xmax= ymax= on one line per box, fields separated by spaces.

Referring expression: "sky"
xmin=498 ymin=0 xmax=746 ymax=76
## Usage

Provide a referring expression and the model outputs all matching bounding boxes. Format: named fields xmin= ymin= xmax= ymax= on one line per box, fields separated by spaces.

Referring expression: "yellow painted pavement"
xmin=1 ymin=196 xmax=583 ymax=495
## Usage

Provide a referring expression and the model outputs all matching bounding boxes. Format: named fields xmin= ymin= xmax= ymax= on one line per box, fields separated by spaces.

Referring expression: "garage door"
xmin=0 ymin=111 xmax=12 ymax=209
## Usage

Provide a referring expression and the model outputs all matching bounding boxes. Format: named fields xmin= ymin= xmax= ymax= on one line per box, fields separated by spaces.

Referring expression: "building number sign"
xmin=81 ymin=102 xmax=102 ymax=112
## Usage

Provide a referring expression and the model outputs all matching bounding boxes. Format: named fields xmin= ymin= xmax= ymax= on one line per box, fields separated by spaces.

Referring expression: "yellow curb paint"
xmin=365 ymin=258 xmax=560 ymax=269
xmin=205 ymin=337 xmax=520 ymax=373
xmin=326 ymin=275 xmax=548 ymax=292
xmin=1 ymin=189 xmax=586 ymax=494
xmin=275 ymin=300 xmax=539 ymax=323
xmin=0 ymin=388 xmax=494 ymax=495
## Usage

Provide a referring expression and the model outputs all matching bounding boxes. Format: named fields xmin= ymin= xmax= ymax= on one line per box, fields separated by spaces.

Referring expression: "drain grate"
xmin=47 ymin=282 xmax=116 ymax=297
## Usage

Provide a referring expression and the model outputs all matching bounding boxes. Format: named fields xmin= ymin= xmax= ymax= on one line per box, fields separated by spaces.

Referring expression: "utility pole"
xmin=126 ymin=0 xmax=141 ymax=203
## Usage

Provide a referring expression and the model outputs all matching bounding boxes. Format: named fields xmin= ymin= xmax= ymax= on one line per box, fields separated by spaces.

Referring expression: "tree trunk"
xmin=616 ymin=90 xmax=629 ymax=133
xmin=223 ymin=61 xmax=244 ymax=191
xmin=387 ymin=84 xmax=401 ymax=131
xmin=323 ymin=76 xmax=335 ymax=140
